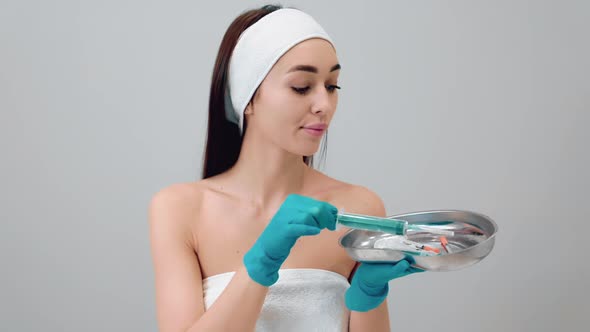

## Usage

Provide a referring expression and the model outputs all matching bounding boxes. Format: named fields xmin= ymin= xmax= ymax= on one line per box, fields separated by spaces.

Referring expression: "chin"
xmin=296 ymin=145 xmax=321 ymax=157
xmin=283 ymin=141 xmax=318 ymax=157
xmin=281 ymin=134 xmax=322 ymax=157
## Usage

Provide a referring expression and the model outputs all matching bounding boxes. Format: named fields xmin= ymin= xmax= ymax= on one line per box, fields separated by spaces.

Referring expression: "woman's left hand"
xmin=345 ymin=257 xmax=424 ymax=312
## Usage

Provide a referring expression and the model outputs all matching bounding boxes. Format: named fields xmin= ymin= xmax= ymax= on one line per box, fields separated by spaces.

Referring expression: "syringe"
xmin=336 ymin=211 xmax=454 ymax=236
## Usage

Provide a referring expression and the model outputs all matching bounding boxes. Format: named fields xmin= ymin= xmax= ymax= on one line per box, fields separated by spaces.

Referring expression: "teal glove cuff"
xmin=345 ymin=273 xmax=389 ymax=312
xmin=243 ymin=242 xmax=286 ymax=286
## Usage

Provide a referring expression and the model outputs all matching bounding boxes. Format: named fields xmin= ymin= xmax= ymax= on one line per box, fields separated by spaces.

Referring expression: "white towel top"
xmin=203 ymin=268 xmax=350 ymax=332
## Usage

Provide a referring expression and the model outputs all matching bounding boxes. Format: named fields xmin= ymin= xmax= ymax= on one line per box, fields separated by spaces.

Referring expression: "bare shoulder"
xmin=336 ymin=184 xmax=387 ymax=217
xmin=313 ymin=172 xmax=387 ymax=218
xmin=148 ymin=181 xmax=208 ymax=243
xmin=149 ymin=182 xmax=205 ymax=215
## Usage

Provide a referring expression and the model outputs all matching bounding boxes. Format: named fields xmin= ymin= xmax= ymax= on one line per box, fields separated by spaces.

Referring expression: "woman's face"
xmin=244 ymin=38 xmax=340 ymax=157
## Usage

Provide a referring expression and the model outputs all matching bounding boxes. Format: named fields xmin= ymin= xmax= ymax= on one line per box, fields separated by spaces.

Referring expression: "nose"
xmin=311 ymin=88 xmax=336 ymax=115
xmin=312 ymin=107 xmax=324 ymax=115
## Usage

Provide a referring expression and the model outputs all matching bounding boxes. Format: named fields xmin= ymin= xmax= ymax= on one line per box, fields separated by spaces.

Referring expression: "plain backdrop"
xmin=1 ymin=0 xmax=588 ymax=331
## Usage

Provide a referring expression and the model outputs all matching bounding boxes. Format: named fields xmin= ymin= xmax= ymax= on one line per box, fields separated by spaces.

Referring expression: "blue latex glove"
xmin=243 ymin=193 xmax=337 ymax=286
xmin=345 ymin=257 xmax=424 ymax=312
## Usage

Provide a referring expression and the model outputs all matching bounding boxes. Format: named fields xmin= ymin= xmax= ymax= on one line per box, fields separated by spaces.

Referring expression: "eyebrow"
xmin=287 ymin=63 xmax=341 ymax=74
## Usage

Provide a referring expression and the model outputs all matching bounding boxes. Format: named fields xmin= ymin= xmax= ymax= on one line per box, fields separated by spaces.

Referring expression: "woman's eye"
xmin=292 ymin=85 xmax=341 ymax=95
xmin=292 ymin=87 xmax=310 ymax=95
xmin=327 ymin=85 xmax=341 ymax=93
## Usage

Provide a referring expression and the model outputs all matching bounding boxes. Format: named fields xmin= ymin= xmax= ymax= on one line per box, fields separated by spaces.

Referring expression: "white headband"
xmin=224 ymin=8 xmax=335 ymax=134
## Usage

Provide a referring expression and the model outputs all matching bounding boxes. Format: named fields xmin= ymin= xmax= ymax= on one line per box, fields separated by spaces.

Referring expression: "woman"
xmin=149 ymin=5 xmax=421 ymax=332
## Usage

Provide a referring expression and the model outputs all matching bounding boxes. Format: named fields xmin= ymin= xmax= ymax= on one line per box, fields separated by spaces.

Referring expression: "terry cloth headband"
xmin=224 ymin=8 xmax=335 ymax=134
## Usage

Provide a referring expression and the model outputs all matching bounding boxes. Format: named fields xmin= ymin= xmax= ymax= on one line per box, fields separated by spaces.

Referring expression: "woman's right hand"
xmin=243 ymin=193 xmax=338 ymax=286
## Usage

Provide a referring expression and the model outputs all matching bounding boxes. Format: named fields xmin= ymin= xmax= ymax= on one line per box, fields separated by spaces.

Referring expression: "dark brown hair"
xmin=201 ymin=4 xmax=328 ymax=179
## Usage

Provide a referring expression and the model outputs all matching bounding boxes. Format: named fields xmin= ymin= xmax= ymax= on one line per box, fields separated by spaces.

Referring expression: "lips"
xmin=301 ymin=123 xmax=327 ymax=137
xmin=302 ymin=123 xmax=327 ymax=130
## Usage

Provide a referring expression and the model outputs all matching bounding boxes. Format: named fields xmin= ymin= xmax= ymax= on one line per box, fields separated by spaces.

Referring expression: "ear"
xmin=244 ymin=102 xmax=253 ymax=115
xmin=245 ymin=88 xmax=259 ymax=115
xmin=244 ymin=99 xmax=256 ymax=116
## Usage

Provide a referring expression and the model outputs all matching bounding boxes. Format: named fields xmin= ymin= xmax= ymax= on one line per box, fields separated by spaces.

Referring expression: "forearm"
xmin=186 ymin=265 xmax=268 ymax=332
xmin=348 ymin=299 xmax=390 ymax=332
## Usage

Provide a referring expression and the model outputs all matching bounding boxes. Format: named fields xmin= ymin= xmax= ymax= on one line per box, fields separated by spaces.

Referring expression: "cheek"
xmin=264 ymin=90 xmax=305 ymax=124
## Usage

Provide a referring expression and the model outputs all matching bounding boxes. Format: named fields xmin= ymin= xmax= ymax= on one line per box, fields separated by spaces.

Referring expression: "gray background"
xmin=1 ymin=0 xmax=588 ymax=331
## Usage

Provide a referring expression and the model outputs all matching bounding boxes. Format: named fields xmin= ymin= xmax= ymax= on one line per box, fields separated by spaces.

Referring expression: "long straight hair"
xmin=201 ymin=4 xmax=328 ymax=179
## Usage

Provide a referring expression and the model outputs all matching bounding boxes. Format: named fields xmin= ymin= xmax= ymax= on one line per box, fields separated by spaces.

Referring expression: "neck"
xmin=225 ymin=129 xmax=312 ymax=208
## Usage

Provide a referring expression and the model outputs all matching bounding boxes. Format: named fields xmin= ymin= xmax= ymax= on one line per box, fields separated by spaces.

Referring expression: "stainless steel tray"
xmin=339 ymin=210 xmax=498 ymax=271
